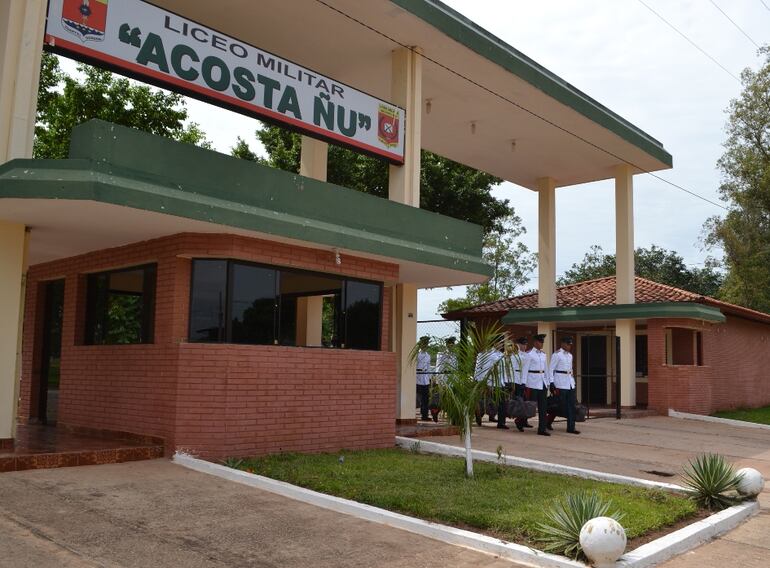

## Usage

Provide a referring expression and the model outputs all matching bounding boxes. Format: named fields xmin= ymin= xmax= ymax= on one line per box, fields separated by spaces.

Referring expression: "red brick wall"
xmin=647 ymin=316 xmax=770 ymax=415
xmin=21 ymin=233 xmax=397 ymax=457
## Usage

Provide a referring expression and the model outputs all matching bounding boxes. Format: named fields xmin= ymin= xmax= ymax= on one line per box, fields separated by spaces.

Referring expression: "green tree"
xmin=34 ymin=53 xmax=210 ymax=159
xmin=704 ymin=47 xmax=770 ymax=312
xmin=557 ymin=245 xmax=725 ymax=297
xmin=232 ymin=125 xmax=512 ymax=233
xmin=438 ymin=214 xmax=536 ymax=313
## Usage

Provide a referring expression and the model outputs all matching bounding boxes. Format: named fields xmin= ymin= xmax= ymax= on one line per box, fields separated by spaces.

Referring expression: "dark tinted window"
xmin=85 ymin=264 xmax=156 ymax=345
xmin=189 ymin=260 xmax=227 ymax=341
xmin=344 ymin=280 xmax=381 ymax=350
xmin=230 ymin=263 xmax=276 ymax=345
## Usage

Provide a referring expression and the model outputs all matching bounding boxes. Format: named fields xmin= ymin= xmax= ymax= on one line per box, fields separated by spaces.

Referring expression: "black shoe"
xmin=546 ymin=423 xmax=554 ymax=431
xmin=488 ymin=417 xmax=497 ymax=423
xmin=497 ymin=424 xmax=509 ymax=430
xmin=432 ymin=414 xmax=438 ymax=423
xmin=523 ymin=423 xmax=533 ymax=429
xmin=567 ymin=430 xmax=581 ymax=435
xmin=516 ymin=424 xmax=524 ymax=432
xmin=476 ymin=415 xmax=482 ymax=426
xmin=537 ymin=430 xmax=551 ymax=437
xmin=421 ymin=416 xmax=429 ymax=421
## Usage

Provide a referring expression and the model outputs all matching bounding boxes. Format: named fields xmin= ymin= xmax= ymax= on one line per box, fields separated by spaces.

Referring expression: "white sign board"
xmin=44 ymin=0 xmax=406 ymax=162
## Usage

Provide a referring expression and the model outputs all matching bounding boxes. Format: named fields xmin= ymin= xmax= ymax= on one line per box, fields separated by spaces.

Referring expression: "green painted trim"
xmin=0 ymin=121 xmax=490 ymax=278
xmin=390 ymin=0 xmax=673 ymax=168
xmin=501 ymin=302 xmax=725 ymax=324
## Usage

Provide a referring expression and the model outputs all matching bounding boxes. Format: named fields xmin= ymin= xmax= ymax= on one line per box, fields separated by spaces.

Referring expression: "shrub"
xmin=535 ymin=491 xmax=624 ymax=560
xmin=681 ymin=453 xmax=742 ymax=510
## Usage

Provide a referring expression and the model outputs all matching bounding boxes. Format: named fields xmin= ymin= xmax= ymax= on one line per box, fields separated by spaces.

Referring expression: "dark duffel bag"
xmin=575 ymin=404 xmax=588 ymax=422
xmin=486 ymin=398 xmax=498 ymax=417
xmin=547 ymin=395 xmax=563 ymax=414
xmin=506 ymin=397 xmax=537 ymax=419
xmin=429 ymin=391 xmax=441 ymax=411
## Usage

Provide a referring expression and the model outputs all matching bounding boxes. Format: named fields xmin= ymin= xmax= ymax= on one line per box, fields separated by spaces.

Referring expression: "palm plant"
xmin=535 ymin=491 xmax=624 ymax=560
xmin=411 ymin=322 xmax=510 ymax=477
xmin=681 ymin=453 xmax=742 ymax=510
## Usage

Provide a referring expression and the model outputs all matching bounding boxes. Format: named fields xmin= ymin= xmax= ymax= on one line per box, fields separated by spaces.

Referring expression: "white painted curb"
xmin=396 ymin=437 xmax=687 ymax=493
xmin=668 ymin=409 xmax=770 ymax=431
xmin=616 ymin=500 xmax=759 ymax=568
xmin=173 ymin=452 xmax=586 ymax=568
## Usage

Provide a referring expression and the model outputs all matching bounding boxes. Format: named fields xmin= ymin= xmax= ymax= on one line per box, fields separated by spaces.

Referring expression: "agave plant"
xmin=535 ymin=491 xmax=624 ymax=560
xmin=410 ymin=322 xmax=510 ymax=477
xmin=681 ymin=453 xmax=742 ymax=510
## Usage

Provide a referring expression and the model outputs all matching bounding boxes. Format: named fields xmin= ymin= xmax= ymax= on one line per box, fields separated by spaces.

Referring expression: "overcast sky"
xmin=58 ymin=0 xmax=768 ymax=320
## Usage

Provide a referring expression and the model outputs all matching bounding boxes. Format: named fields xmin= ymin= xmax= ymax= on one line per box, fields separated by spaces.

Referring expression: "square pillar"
xmin=296 ymin=296 xmax=323 ymax=347
xmin=0 ymin=0 xmax=46 ymax=162
xmin=616 ymin=319 xmax=636 ymax=407
xmin=0 ymin=221 xmax=27 ymax=446
xmin=615 ymin=165 xmax=636 ymax=407
xmin=388 ymin=46 xmax=422 ymax=422
xmin=537 ymin=177 xmax=557 ymax=308
xmin=299 ymin=136 xmax=328 ymax=181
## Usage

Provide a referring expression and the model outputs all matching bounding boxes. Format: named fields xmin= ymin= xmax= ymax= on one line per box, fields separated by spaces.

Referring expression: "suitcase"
xmin=506 ymin=397 xmax=537 ymax=419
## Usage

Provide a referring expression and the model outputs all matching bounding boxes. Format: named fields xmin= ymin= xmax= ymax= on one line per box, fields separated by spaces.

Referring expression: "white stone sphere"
xmin=736 ymin=467 xmax=765 ymax=498
xmin=579 ymin=516 xmax=627 ymax=568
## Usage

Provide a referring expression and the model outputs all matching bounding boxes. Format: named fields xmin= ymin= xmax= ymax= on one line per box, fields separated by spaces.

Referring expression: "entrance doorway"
xmin=580 ymin=335 xmax=607 ymax=405
xmin=38 ymin=279 xmax=64 ymax=425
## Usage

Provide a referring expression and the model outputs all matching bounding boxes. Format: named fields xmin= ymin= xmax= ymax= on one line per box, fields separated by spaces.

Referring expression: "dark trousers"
xmin=497 ymin=384 xmax=514 ymax=427
xmin=547 ymin=388 xmax=578 ymax=431
xmin=417 ymin=384 xmax=430 ymax=420
xmin=530 ymin=387 xmax=548 ymax=433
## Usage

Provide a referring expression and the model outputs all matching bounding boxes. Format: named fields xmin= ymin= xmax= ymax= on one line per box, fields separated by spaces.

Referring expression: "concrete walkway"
xmin=0 ymin=459 xmax=520 ymax=568
xmin=433 ymin=415 xmax=770 ymax=568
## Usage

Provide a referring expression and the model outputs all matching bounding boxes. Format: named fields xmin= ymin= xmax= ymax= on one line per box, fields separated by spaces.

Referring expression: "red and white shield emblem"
xmin=62 ymin=0 xmax=109 ymax=42
xmin=378 ymin=105 xmax=400 ymax=148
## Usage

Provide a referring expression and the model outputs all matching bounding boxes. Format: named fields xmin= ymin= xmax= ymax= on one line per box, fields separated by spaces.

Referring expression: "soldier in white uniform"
xmin=496 ymin=340 xmax=516 ymax=430
xmin=474 ymin=346 xmax=502 ymax=425
xmin=432 ymin=337 xmax=457 ymax=422
xmin=512 ymin=337 xmax=533 ymax=430
xmin=520 ymin=333 xmax=552 ymax=436
xmin=416 ymin=336 xmax=432 ymax=421
xmin=548 ymin=336 xmax=580 ymax=434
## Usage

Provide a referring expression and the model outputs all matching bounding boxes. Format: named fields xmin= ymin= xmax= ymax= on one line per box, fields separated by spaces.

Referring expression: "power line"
xmin=760 ymin=1 xmax=770 ymax=12
xmin=635 ymin=0 xmax=740 ymax=81
xmin=709 ymin=0 xmax=761 ymax=49
xmin=312 ymin=0 xmax=728 ymax=212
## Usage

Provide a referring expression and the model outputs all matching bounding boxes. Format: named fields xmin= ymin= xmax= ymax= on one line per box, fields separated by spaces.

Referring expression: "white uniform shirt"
xmin=521 ymin=348 xmax=551 ymax=390
xmin=416 ymin=350 xmax=432 ymax=386
xmin=549 ymin=348 xmax=575 ymax=389
xmin=474 ymin=349 xmax=502 ymax=384
xmin=511 ymin=351 xmax=525 ymax=385
xmin=435 ymin=351 xmax=456 ymax=384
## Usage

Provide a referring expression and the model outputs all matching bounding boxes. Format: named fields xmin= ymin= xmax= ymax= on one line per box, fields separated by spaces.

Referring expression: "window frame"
xmin=187 ymin=258 xmax=383 ymax=351
xmin=84 ymin=262 xmax=157 ymax=345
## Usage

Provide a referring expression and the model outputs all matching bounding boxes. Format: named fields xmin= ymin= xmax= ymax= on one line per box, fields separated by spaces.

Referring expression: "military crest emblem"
xmin=377 ymin=104 xmax=400 ymax=148
xmin=62 ymin=0 xmax=109 ymax=42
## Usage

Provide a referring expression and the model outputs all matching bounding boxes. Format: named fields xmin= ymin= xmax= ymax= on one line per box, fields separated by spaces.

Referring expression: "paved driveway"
xmin=0 ymin=460 xmax=519 ymax=568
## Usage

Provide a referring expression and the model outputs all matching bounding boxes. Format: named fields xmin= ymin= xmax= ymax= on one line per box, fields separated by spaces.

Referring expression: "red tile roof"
xmin=443 ymin=276 xmax=770 ymax=324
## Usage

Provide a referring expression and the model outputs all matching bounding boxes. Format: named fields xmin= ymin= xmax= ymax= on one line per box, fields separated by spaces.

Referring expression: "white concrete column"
xmin=615 ymin=164 xmax=636 ymax=407
xmin=299 ymin=135 xmax=328 ymax=181
xmin=388 ymin=47 xmax=422 ymax=207
xmin=615 ymin=165 xmax=635 ymax=304
xmin=537 ymin=177 xmax=557 ymax=308
xmin=0 ymin=0 xmax=46 ymax=162
xmin=616 ymin=319 xmax=636 ymax=407
xmin=388 ymin=47 xmax=422 ymax=421
xmin=537 ymin=177 xmax=557 ymax=360
xmin=0 ymin=222 xmax=27 ymax=444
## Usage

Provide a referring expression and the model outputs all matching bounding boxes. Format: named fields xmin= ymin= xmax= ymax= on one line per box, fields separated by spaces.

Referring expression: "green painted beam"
xmin=0 ymin=120 xmax=490 ymax=277
xmin=391 ymin=0 xmax=672 ymax=168
xmin=501 ymin=302 xmax=725 ymax=324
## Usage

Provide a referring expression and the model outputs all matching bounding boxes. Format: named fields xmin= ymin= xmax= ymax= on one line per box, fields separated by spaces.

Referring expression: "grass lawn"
xmin=713 ymin=405 xmax=770 ymax=425
xmin=228 ymin=448 xmax=697 ymax=547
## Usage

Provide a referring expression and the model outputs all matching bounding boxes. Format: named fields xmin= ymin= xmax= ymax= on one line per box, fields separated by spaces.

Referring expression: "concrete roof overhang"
xmin=143 ymin=0 xmax=672 ymax=189
xmin=501 ymin=302 xmax=726 ymax=325
xmin=0 ymin=120 xmax=489 ymax=287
